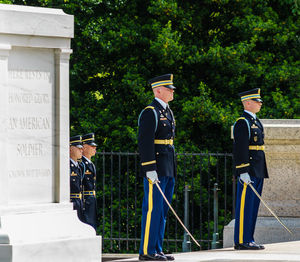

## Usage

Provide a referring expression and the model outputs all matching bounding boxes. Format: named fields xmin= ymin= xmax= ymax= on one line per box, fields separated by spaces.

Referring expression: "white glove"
xmin=146 ymin=171 xmax=159 ymax=184
xmin=240 ymin=173 xmax=253 ymax=184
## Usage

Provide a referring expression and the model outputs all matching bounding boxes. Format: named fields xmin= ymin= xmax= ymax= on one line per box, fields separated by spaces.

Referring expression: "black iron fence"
xmin=94 ymin=152 xmax=235 ymax=253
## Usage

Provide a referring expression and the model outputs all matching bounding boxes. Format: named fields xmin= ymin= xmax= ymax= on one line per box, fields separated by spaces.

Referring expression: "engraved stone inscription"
xmin=17 ymin=143 xmax=43 ymax=157
xmin=9 ymin=117 xmax=51 ymax=130
xmin=8 ymin=69 xmax=51 ymax=81
xmin=9 ymin=92 xmax=50 ymax=104
xmin=7 ymin=47 xmax=54 ymax=204
xmin=9 ymin=169 xmax=51 ymax=178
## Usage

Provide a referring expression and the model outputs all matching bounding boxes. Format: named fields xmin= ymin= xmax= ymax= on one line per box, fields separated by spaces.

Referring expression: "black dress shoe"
xmin=251 ymin=241 xmax=265 ymax=249
xmin=139 ymin=254 xmax=167 ymax=261
xmin=234 ymin=242 xmax=261 ymax=250
xmin=158 ymin=252 xmax=175 ymax=261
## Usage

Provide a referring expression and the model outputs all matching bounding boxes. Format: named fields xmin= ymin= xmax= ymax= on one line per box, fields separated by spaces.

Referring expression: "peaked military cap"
xmin=239 ymin=88 xmax=263 ymax=103
xmin=148 ymin=74 xmax=176 ymax=89
xmin=82 ymin=133 xmax=98 ymax=147
xmin=70 ymin=135 xmax=83 ymax=148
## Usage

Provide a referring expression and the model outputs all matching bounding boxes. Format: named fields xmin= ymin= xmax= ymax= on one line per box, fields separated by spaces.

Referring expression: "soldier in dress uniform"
xmin=70 ymin=135 xmax=84 ymax=222
xmin=80 ymin=133 xmax=98 ymax=230
xmin=138 ymin=74 xmax=176 ymax=261
xmin=233 ymin=88 xmax=269 ymax=250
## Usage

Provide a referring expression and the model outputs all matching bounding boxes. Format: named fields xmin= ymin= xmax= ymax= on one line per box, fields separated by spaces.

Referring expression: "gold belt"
xmin=249 ymin=145 xmax=265 ymax=150
xmin=83 ymin=190 xmax=96 ymax=196
xmin=154 ymin=139 xmax=173 ymax=145
xmin=70 ymin=193 xmax=82 ymax=199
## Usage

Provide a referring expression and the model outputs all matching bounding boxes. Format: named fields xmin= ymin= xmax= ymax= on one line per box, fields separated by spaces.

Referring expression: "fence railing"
xmin=94 ymin=151 xmax=235 ymax=253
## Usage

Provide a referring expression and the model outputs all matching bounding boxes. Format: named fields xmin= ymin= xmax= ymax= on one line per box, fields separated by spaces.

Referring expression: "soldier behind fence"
xmin=80 ymin=133 xmax=98 ymax=230
xmin=70 ymin=135 xmax=84 ymax=222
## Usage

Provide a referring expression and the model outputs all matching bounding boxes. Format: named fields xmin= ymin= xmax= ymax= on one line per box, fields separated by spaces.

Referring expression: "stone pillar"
xmin=0 ymin=4 xmax=101 ymax=261
xmin=0 ymin=44 xmax=11 ymax=206
xmin=55 ymin=48 xmax=73 ymax=203
xmin=223 ymin=119 xmax=300 ymax=247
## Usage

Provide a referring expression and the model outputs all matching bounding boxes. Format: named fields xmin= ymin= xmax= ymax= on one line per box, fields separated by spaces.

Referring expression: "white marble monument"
xmin=0 ymin=4 xmax=101 ymax=261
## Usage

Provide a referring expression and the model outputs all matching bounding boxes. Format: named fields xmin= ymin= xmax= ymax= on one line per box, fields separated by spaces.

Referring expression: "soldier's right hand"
xmin=240 ymin=173 xmax=253 ymax=184
xmin=146 ymin=171 xmax=159 ymax=184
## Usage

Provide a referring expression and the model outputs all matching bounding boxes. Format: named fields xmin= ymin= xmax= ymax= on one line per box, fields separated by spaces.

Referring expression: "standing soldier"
xmin=70 ymin=135 xmax=84 ymax=222
xmin=81 ymin=133 xmax=98 ymax=230
xmin=138 ymin=74 xmax=176 ymax=261
xmin=233 ymin=88 xmax=268 ymax=250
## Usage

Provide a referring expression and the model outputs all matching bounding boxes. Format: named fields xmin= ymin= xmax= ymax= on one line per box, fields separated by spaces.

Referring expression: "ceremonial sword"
xmin=248 ymin=183 xmax=294 ymax=236
xmin=155 ymin=182 xmax=201 ymax=248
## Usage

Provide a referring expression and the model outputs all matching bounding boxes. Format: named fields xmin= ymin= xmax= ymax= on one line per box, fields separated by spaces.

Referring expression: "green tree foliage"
xmin=2 ymin=0 xmax=299 ymax=152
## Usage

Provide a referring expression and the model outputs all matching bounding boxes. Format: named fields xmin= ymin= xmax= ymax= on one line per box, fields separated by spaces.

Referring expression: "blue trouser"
xmin=71 ymin=198 xmax=83 ymax=222
xmin=83 ymin=196 xmax=97 ymax=230
xmin=234 ymin=176 xmax=264 ymax=244
xmin=139 ymin=176 xmax=175 ymax=255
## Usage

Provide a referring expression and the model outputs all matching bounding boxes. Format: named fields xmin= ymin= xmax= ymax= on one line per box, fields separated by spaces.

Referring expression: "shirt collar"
xmin=244 ymin=110 xmax=256 ymax=119
xmin=82 ymin=155 xmax=92 ymax=164
xmin=155 ymin=97 xmax=168 ymax=110
xmin=70 ymin=158 xmax=78 ymax=167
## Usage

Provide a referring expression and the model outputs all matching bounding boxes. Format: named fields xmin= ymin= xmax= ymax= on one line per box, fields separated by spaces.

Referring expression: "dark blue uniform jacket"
xmin=70 ymin=160 xmax=83 ymax=221
xmin=81 ymin=156 xmax=98 ymax=229
xmin=81 ymin=156 xmax=97 ymax=193
xmin=233 ymin=111 xmax=268 ymax=179
xmin=138 ymin=99 xmax=176 ymax=178
xmin=70 ymin=160 xmax=82 ymax=194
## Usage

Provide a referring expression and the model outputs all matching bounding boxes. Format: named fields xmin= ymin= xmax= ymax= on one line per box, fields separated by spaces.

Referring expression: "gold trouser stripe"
xmin=141 ymin=160 xmax=156 ymax=166
xmin=143 ymin=182 xmax=153 ymax=255
xmin=239 ymin=183 xmax=247 ymax=244
xmin=236 ymin=163 xmax=250 ymax=169
xmin=249 ymin=145 xmax=265 ymax=150
xmin=154 ymin=139 xmax=174 ymax=145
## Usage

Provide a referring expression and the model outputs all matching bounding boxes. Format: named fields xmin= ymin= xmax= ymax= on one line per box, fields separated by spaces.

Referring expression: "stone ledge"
xmin=261 ymin=119 xmax=300 ymax=125
xmin=0 ymin=4 xmax=73 ymax=38
xmin=109 ymin=241 xmax=300 ymax=262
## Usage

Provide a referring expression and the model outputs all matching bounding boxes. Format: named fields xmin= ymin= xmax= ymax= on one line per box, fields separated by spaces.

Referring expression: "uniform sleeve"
xmin=138 ymin=108 xmax=157 ymax=172
xmin=233 ymin=119 xmax=250 ymax=175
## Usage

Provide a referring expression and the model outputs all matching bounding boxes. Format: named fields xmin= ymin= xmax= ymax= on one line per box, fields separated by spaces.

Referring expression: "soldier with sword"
xmin=233 ymin=88 xmax=268 ymax=250
xmin=138 ymin=74 xmax=177 ymax=261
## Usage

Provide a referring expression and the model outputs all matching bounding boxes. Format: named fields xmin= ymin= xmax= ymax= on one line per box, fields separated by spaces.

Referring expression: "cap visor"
xmin=165 ymin=85 xmax=176 ymax=89
xmin=76 ymin=145 xmax=83 ymax=148
xmin=252 ymin=98 xmax=263 ymax=102
xmin=84 ymin=142 xmax=98 ymax=147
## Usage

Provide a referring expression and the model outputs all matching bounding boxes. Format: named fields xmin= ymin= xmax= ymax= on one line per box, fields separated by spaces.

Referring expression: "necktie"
xmin=91 ymin=162 xmax=96 ymax=175
xmin=166 ymin=105 xmax=170 ymax=113
xmin=166 ymin=105 xmax=173 ymax=120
